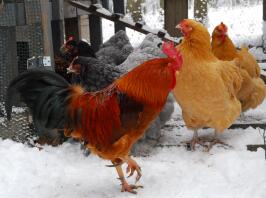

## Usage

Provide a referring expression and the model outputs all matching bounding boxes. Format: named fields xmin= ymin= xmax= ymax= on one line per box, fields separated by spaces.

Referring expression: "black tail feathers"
xmin=6 ymin=69 xmax=71 ymax=129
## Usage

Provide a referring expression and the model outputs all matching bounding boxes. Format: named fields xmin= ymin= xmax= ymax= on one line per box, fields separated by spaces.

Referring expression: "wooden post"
xmin=113 ymin=0 xmax=126 ymax=32
xmin=164 ymin=0 xmax=188 ymax=37
xmin=63 ymin=0 xmax=80 ymax=41
xmin=40 ymin=0 xmax=54 ymax=68
xmin=15 ymin=3 xmax=26 ymax=26
xmin=51 ymin=0 xmax=65 ymax=56
xmin=263 ymin=0 xmax=266 ymax=52
xmin=101 ymin=0 xmax=109 ymax=10
xmin=86 ymin=0 xmax=102 ymax=51
xmin=264 ymin=0 xmax=266 ymax=21
xmin=65 ymin=17 xmax=80 ymax=40
xmin=78 ymin=15 xmax=90 ymax=42
xmin=89 ymin=14 xmax=102 ymax=51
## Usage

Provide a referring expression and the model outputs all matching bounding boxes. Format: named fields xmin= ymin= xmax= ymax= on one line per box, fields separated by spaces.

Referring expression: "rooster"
xmin=211 ymin=22 xmax=266 ymax=112
xmin=67 ymin=33 xmax=176 ymax=156
xmin=5 ymin=42 xmax=183 ymax=194
xmin=173 ymin=19 xmax=242 ymax=150
xmin=36 ymin=31 xmax=133 ymax=146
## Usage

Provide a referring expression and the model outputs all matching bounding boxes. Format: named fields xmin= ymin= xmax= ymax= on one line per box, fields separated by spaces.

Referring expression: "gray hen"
xmin=96 ymin=30 xmax=134 ymax=66
xmin=71 ymin=57 xmax=123 ymax=91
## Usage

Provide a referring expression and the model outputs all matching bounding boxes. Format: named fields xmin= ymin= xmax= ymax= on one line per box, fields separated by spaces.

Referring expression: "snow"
xmin=250 ymin=47 xmax=266 ymax=61
xmin=203 ymin=3 xmax=263 ymax=46
xmin=1 ymin=101 xmax=266 ymax=198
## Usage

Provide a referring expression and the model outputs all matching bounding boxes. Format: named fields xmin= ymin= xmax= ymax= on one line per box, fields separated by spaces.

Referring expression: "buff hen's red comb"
xmin=162 ymin=42 xmax=183 ymax=70
xmin=219 ymin=22 xmax=228 ymax=33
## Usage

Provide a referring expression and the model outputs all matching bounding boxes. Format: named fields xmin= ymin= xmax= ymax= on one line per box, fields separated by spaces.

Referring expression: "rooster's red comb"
xmin=162 ymin=42 xmax=183 ymax=67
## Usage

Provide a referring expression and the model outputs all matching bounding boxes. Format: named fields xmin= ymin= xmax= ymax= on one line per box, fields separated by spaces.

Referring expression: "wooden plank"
xmin=263 ymin=0 xmax=266 ymax=21
xmin=67 ymin=1 xmax=178 ymax=43
xmin=229 ymin=123 xmax=266 ymax=129
xmin=78 ymin=15 xmax=90 ymax=42
xmin=247 ymin=144 xmax=266 ymax=152
xmin=101 ymin=0 xmax=109 ymax=10
xmin=51 ymin=0 xmax=65 ymax=55
xmin=52 ymin=0 xmax=64 ymax=20
xmin=164 ymin=0 xmax=188 ymax=37
xmin=177 ymin=123 xmax=266 ymax=130
xmin=89 ymin=14 xmax=102 ymax=51
xmin=51 ymin=20 xmax=65 ymax=55
xmin=15 ymin=2 xmax=26 ymax=26
xmin=263 ymin=0 xmax=266 ymax=52
xmin=113 ymin=0 xmax=126 ymax=32
xmin=40 ymin=0 xmax=54 ymax=68
xmin=65 ymin=17 xmax=80 ymax=40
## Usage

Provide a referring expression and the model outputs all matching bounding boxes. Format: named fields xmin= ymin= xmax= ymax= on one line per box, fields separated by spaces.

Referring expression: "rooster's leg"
xmin=123 ymin=156 xmax=142 ymax=182
xmin=112 ymin=161 xmax=143 ymax=194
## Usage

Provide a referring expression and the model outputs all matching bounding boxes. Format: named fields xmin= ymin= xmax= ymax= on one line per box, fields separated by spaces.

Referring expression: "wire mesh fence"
xmin=0 ymin=0 xmax=44 ymax=141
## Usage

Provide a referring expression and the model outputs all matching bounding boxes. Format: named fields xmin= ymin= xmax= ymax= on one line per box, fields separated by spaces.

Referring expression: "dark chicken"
xmin=55 ymin=37 xmax=95 ymax=82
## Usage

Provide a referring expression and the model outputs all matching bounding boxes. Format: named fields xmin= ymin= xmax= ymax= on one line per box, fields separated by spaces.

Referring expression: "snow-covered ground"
xmin=1 ymin=101 xmax=266 ymax=198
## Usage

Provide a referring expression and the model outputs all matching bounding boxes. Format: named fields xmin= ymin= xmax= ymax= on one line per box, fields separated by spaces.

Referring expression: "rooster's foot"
xmin=121 ymin=181 xmax=143 ymax=194
xmin=125 ymin=157 xmax=142 ymax=182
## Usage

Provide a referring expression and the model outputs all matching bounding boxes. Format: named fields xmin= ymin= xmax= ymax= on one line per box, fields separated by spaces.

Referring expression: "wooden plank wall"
xmin=263 ymin=0 xmax=266 ymax=21
xmin=113 ymin=0 xmax=126 ymax=32
xmin=51 ymin=0 xmax=65 ymax=55
xmin=164 ymin=0 xmax=188 ymax=37
xmin=40 ymin=0 xmax=54 ymax=67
